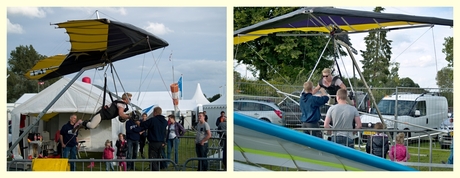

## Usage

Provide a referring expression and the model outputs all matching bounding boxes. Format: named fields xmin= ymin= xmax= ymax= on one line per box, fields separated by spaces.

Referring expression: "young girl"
xmin=389 ymin=133 xmax=410 ymax=162
xmin=102 ymin=140 xmax=115 ymax=171
xmin=115 ymin=133 xmax=128 ymax=171
xmin=166 ymin=114 xmax=186 ymax=167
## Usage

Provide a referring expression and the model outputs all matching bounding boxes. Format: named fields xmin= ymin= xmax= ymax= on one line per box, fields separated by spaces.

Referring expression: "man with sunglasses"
xmin=312 ymin=68 xmax=348 ymax=105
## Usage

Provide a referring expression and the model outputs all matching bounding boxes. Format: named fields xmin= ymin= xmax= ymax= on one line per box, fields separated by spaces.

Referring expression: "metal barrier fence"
xmin=7 ymin=130 xmax=225 ymax=171
xmin=234 ymin=82 xmax=453 ymax=171
xmin=295 ymin=128 xmax=453 ymax=171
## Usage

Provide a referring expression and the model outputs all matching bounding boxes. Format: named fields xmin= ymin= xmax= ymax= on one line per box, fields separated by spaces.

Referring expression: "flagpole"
xmin=181 ymin=74 xmax=183 ymax=100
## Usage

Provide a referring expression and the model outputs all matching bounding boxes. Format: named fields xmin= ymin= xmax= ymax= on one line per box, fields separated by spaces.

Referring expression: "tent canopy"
xmin=234 ymin=7 xmax=453 ymax=45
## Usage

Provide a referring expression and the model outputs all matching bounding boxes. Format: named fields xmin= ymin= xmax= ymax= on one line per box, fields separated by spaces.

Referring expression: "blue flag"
xmin=178 ymin=76 xmax=182 ymax=98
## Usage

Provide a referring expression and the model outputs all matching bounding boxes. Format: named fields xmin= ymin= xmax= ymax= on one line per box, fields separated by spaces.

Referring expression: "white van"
xmin=360 ymin=93 xmax=448 ymax=138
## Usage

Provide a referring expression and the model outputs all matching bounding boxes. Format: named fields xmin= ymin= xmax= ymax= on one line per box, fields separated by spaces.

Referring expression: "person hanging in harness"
xmin=312 ymin=68 xmax=351 ymax=105
xmin=73 ymin=92 xmax=133 ymax=132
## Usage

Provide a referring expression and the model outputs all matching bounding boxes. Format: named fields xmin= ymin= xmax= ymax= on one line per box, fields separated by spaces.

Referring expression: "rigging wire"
xmin=431 ymin=28 xmax=438 ymax=72
xmin=390 ymin=26 xmax=433 ymax=62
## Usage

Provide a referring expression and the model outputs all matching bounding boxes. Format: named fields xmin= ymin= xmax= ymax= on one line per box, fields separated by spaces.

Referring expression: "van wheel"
xmin=260 ymin=118 xmax=271 ymax=123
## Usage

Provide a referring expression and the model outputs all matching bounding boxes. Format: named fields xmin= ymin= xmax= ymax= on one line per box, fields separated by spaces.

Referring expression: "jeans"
xmin=62 ymin=146 xmax=77 ymax=171
xmin=330 ymin=135 xmax=354 ymax=149
xmin=126 ymin=139 xmax=139 ymax=170
xmin=105 ymin=160 xmax=114 ymax=171
xmin=195 ymin=143 xmax=209 ymax=171
xmin=166 ymin=138 xmax=180 ymax=166
xmin=447 ymin=142 xmax=453 ymax=164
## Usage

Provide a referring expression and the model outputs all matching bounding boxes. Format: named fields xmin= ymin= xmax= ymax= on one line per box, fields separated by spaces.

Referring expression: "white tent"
xmin=10 ymin=77 xmax=126 ymax=159
xmin=203 ymin=92 xmax=227 ymax=129
xmin=130 ymin=83 xmax=211 ymax=129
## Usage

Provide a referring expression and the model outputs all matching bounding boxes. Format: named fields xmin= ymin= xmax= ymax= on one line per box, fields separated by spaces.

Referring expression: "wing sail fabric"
xmin=234 ymin=7 xmax=453 ymax=45
xmin=234 ymin=112 xmax=416 ymax=171
xmin=26 ymin=18 xmax=169 ymax=81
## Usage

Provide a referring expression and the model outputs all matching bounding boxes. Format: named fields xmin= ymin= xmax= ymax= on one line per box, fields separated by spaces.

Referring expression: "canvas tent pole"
xmin=7 ymin=63 xmax=105 ymax=157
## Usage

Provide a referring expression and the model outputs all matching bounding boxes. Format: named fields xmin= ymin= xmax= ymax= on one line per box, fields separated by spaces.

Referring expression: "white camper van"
xmin=360 ymin=93 xmax=448 ymax=139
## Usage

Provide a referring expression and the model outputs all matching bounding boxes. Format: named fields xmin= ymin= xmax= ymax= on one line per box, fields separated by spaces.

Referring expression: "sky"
xmin=6 ymin=7 xmax=227 ymax=102
xmin=234 ymin=7 xmax=453 ymax=89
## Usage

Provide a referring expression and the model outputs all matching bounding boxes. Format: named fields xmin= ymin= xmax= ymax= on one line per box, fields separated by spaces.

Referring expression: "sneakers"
xmin=441 ymin=161 xmax=446 ymax=164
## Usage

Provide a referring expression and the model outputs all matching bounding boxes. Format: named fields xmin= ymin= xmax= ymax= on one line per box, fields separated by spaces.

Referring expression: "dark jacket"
xmin=125 ymin=119 xmax=142 ymax=141
xmin=60 ymin=121 xmax=78 ymax=147
xmin=116 ymin=139 xmax=128 ymax=157
xmin=140 ymin=115 xmax=168 ymax=143
xmin=299 ymin=92 xmax=329 ymax=123
xmin=366 ymin=133 xmax=390 ymax=158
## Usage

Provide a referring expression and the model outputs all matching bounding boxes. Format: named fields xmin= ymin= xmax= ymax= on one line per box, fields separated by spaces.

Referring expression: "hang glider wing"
xmin=234 ymin=7 xmax=453 ymax=45
xmin=26 ymin=18 xmax=169 ymax=81
xmin=24 ymin=55 xmax=66 ymax=80
xmin=234 ymin=112 xmax=417 ymax=171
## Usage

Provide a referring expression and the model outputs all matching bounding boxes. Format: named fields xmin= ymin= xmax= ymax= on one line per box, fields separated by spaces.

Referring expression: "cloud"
xmin=145 ymin=22 xmax=173 ymax=35
xmin=7 ymin=7 xmax=46 ymax=18
xmin=7 ymin=18 xmax=24 ymax=34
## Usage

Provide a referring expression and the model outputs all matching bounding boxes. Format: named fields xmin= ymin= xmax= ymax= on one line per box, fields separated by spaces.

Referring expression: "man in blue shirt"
xmin=300 ymin=81 xmax=329 ymax=138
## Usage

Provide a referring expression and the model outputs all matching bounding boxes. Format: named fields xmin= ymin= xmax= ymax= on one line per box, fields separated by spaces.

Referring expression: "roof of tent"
xmin=10 ymin=77 xmax=113 ymax=121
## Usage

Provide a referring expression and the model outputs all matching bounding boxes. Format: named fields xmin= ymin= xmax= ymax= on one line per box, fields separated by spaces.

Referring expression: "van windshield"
xmin=373 ymin=100 xmax=415 ymax=115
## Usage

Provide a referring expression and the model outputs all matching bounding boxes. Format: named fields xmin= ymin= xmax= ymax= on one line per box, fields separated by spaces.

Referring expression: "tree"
xmin=442 ymin=36 xmax=453 ymax=67
xmin=234 ymin=7 xmax=338 ymax=83
xmin=7 ymin=45 xmax=59 ymax=103
xmin=207 ymin=93 xmax=221 ymax=103
xmin=359 ymin=7 xmax=393 ymax=88
xmin=436 ymin=67 xmax=453 ymax=90
xmin=399 ymin=77 xmax=420 ymax=87
xmin=386 ymin=62 xmax=400 ymax=87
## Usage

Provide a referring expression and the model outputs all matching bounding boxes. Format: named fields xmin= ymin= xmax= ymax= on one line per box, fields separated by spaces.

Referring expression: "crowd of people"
xmin=300 ymin=68 xmax=414 ymax=161
xmin=59 ymin=93 xmax=227 ymax=171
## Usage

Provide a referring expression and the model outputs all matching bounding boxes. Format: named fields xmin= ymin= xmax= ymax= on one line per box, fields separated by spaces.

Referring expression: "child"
xmin=103 ymin=140 xmax=115 ymax=171
xmin=115 ymin=133 xmax=128 ymax=171
xmin=366 ymin=122 xmax=389 ymax=158
xmin=389 ymin=133 xmax=410 ymax=162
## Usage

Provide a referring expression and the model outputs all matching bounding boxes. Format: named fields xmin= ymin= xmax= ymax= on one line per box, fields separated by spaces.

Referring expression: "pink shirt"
xmin=103 ymin=147 xmax=115 ymax=159
xmin=389 ymin=144 xmax=410 ymax=162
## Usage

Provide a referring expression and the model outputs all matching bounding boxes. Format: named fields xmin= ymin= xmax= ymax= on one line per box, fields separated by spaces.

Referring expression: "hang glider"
xmin=25 ymin=18 xmax=169 ymax=80
xmin=234 ymin=7 xmax=453 ymax=45
xmin=234 ymin=112 xmax=416 ymax=171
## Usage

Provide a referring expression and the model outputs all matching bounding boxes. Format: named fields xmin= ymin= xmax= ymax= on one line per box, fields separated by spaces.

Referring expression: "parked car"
xmin=438 ymin=115 xmax=453 ymax=149
xmin=234 ymin=100 xmax=284 ymax=126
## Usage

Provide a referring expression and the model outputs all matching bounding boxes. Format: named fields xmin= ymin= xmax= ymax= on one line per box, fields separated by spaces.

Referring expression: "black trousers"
xmin=148 ymin=141 xmax=163 ymax=171
xmin=139 ymin=136 xmax=147 ymax=155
